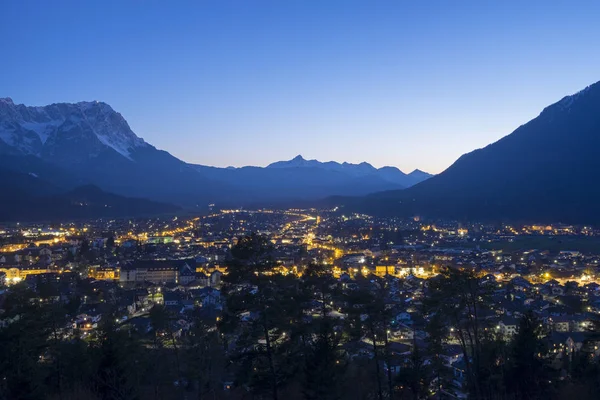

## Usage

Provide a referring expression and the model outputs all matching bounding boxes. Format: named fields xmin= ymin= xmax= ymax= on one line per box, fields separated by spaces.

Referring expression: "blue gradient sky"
xmin=2 ymin=1 xmax=600 ymax=173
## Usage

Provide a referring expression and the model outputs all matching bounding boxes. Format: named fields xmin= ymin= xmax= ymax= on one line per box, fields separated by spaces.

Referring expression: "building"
xmin=0 ymin=265 xmax=50 ymax=283
xmin=120 ymin=260 xmax=179 ymax=285
xmin=145 ymin=236 xmax=174 ymax=245
xmin=498 ymin=316 xmax=518 ymax=337
xmin=179 ymin=262 xmax=197 ymax=285
xmin=120 ymin=260 xmax=196 ymax=285
xmin=89 ymin=265 xmax=120 ymax=281
xmin=210 ymin=270 xmax=223 ymax=287
xmin=375 ymin=265 xmax=395 ymax=277
xmin=551 ymin=316 xmax=571 ymax=333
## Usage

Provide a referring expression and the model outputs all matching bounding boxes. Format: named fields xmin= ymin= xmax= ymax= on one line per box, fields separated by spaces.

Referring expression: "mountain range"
xmin=7 ymin=78 xmax=598 ymax=225
xmin=0 ymin=97 xmax=432 ymax=220
xmin=190 ymin=155 xmax=431 ymax=201
xmin=337 ymin=81 xmax=600 ymax=224
xmin=266 ymin=155 xmax=430 ymax=187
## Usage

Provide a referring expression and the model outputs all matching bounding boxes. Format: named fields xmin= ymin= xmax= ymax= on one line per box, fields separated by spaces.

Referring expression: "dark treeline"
xmin=2 ymin=234 xmax=600 ymax=399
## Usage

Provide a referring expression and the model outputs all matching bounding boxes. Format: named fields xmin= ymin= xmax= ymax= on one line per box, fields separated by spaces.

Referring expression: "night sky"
xmin=2 ymin=0 xmax=600 ymax=173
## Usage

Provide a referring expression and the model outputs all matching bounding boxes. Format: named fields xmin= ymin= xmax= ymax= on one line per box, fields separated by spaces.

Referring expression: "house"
xmin=74 ymin=312 xmax=102 ymax=331
xmin=210 ymin=270 xmax=222 ymax=287
xmin=164 ymin=291 xmax=183 ymax=307
xmin=550 ymin=332 xmax=587 ymax=353
xmin=498 ymin=316 xmax=518 ymax=337
xmin=383 ymin=342 xmax=412 ymax=374
xmin=179 ymin=262 xmax=197 ymax=285
xmin=186 ymin=272 xmax=209 ymax=288
xmin=571 ymin=314 xmax=595 ymax=332
xmin=550 ymin=315 xmax=571 ymax=332
xmin=195 ymin=287 xmax=222 ymax=309
xmin=510 ymin=276 xmax=532 ymax=291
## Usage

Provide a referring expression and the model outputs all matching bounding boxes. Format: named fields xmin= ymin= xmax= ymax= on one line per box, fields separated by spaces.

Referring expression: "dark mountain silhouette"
xmin=0 ymin=168 xmax=179 ymax=221
xmin=337 ymin=81 xmax=600 ymax=224
xmin=191 ymin=159 xmax=418 ymax=201
xmin=264 ymin=155 xmax=431 ymax=187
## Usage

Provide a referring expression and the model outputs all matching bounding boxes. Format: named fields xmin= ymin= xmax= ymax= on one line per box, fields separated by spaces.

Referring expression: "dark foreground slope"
xmin=340 ymin=81 xmax=600 ymax=224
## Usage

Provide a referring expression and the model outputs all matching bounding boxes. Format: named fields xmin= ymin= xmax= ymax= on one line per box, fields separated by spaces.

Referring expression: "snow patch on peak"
xmin=75 ymin=102 xmax=147 ymax=160
xmin=21 ymin=120 xmax=63 ymax=144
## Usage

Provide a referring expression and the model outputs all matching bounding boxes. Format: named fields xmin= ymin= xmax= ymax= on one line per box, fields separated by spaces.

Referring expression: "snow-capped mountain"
xmin=266 ymin=155 xmax=432 ymax=187
xmin=0 ymin=98 xmax=217 ymax=205
xmin=0 ymin=97 xmax=147 ymax=160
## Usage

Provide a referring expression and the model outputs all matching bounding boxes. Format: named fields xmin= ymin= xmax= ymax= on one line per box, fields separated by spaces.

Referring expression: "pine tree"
xmin=425 ymin=311 xmax=449 ymax=396
xmin=424 ymin=267 xmax=493 ymax=399
xmin=91 ymin=311 xmax=142 ymax=400
xmin=0 ymin=284 xmax=53 ymax=399
xmin=505 ymin=311 xmax=553 ymax=399
xmin=302 ymin=318 xmax=344 ymax=400
xmin=221 ymin=233 xmax=300 ymax=399
xmin=396 ymin=337 xmax=429 ymax=400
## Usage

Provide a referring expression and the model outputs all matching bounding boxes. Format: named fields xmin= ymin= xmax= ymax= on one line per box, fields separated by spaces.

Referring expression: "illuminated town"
xmin=3 ymin=209 xmax=600 ymax=286
xmin=2 ymin=209 xmax=600 ymax=398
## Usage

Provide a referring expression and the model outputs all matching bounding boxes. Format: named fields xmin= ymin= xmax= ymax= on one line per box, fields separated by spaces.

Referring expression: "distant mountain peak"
xmin=264 ymin=155 xmax=432 ymax=187
xmin=0 ymin=97 xmax=14 ymax=105
xmin=407 ymin=169 xmax=433 ymax=182
xmin=76 ymin=100 xmax=111 ymax=111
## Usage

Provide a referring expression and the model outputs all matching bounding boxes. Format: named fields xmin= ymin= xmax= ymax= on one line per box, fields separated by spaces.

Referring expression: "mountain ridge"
xmin=337 ymin=80 xmax=600 ymax=224
xmin=264 ymin=154 xmax=432 ymax=187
